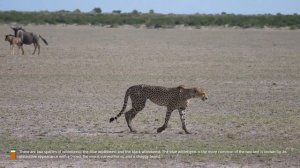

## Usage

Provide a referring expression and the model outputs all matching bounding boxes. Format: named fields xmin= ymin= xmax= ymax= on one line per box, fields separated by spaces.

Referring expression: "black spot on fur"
xmin=109 ymin=117 xmax=115 ymax=123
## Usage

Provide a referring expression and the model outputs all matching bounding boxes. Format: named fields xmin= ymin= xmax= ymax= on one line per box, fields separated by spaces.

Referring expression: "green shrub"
xmin=0 ymin=11 xmax=299 ymax=29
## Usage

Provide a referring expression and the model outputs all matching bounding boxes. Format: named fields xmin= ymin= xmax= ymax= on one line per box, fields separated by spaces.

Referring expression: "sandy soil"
xmin=0 ymin=25 xmax=299 ymax=167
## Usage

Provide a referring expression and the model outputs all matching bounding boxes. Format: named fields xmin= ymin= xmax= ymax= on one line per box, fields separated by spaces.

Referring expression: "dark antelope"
xmin=5 ymin=34 xmax=24 ymax=55
xmin=11 ymin=26 xmax=48 ymax=55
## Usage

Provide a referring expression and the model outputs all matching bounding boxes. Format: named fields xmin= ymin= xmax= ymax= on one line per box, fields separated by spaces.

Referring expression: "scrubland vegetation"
xmin=1 ymin=9 xmax=300 ymax=29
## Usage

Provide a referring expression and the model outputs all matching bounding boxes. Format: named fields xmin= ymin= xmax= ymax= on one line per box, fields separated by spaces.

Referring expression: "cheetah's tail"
xmin=109 ymin=88 xmax=130 ymax=123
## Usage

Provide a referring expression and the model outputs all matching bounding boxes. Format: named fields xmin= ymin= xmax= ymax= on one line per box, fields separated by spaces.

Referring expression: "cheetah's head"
xmin=192 ymin=88 xmax=208 ymax=101
xmin=178 ymin=85 xmax=208 ymax=101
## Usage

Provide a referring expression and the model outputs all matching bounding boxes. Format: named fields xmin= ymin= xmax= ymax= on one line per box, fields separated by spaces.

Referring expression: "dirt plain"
xmin=0 ymin=25 xmax=299 ymax=167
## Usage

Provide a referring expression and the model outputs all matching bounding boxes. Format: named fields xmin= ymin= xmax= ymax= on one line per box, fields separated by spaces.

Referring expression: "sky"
xmin=0 ymin=0 xmax=299 ymax=15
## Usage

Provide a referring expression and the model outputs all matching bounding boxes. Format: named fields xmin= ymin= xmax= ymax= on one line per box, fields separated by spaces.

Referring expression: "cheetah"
xmin=109 ymin=84 xmax=208 ymax=134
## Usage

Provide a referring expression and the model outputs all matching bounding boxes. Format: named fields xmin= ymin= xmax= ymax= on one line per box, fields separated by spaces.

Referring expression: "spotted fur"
xmin=110 ymin=84 xmax=208 ymax=134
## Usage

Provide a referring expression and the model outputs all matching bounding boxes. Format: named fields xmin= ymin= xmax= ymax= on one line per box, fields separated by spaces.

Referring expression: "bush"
xmin=0 ymin=11 xmax=299 ymax=29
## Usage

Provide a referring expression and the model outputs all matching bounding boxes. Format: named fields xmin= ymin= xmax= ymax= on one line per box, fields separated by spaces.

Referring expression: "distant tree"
xmin=40 ymin=10 xmax=49 ymax=13
xmin=131 ymin=9 xmax=139 ymax=15
xmin=58 ymin=10 xmax=70 ymax=13
xmin=221 ymin=12 xmax=227 ymax=15
xmin=112 ymin=10 xmax=121 ymax=14
xmin=73 ymin=9 xmax=81 ymax=13
xmin=93 ymin=7 xmax=102 ymax=14
xmin=149 ymin=9 xmax=154 ymax=14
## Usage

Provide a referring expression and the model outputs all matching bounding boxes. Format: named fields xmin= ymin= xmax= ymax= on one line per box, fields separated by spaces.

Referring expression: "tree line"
xmin=1 ymin=9 xmax=299 ymax=29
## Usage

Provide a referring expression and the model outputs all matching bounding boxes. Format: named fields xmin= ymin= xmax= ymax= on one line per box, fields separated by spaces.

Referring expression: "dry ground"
xmin=0 ymin=25 xmax=299 ymax=167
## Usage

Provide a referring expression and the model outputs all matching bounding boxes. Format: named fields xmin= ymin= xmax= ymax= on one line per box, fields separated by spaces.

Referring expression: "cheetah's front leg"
xmin=179 ymin=109 xmax=191 ymax=134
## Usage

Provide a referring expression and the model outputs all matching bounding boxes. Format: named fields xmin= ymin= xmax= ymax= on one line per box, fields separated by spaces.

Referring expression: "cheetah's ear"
xmin=177 ymin=85 xmax=185 ymax=92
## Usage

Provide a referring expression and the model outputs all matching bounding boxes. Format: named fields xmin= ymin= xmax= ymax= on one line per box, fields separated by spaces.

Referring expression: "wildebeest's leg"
xmin=9 ymin=45 xmax=13 ymax=55
xmin=20 ymin=45 xmax=24 ymax=55
xmin=17 ymin=44 xmax=23 ymax=55
xmin=157 ymin=108 xmax=174 ymax=133
xmin=178 ymin=109 xmax=190 ymax=134
xmin=32 ymin=43 xmax=37 ymax=55
xmin=37 ymin=43 xmax=40 ymax=55
xmin=12 ymin=45 xmax=15 ymax=55
xmin=17 ymin=45 xmax=20 ymax=55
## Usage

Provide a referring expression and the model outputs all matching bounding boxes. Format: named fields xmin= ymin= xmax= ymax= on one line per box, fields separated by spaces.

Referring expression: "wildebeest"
xmin=11 ymin=26 xmax=48 ymax=55
xmin=5 ymin=34 xmax=24 ymax=55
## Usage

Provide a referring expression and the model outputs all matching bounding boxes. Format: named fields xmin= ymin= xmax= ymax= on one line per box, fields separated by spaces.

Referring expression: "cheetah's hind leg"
xmin=125 ymin=109 xmax=138 ymax=133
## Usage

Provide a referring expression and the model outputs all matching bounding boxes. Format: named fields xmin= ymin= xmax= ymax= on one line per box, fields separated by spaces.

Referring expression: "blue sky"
xmin=0 ymin=0 xmax=299 ymax=14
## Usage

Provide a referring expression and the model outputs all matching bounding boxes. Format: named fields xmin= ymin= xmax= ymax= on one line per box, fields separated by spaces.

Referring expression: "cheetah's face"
xmin=192 ymin=88 xmax=208 ymax=101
